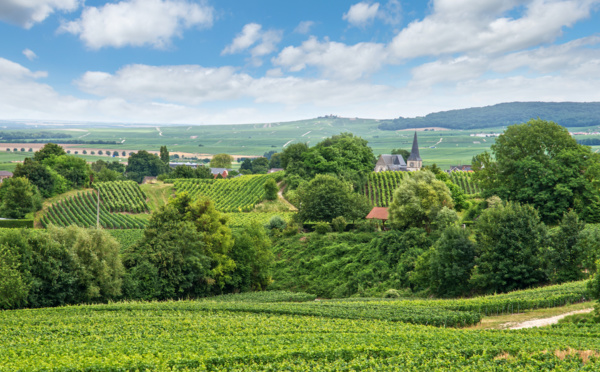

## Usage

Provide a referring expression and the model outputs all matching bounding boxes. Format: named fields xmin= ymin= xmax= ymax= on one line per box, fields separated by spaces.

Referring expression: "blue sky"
xmin=0 ymin=0 xmax=599 ymax=125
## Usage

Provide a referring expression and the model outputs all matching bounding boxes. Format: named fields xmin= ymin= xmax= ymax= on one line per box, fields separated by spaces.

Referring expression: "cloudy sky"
xmin=1 ymin=0 xmax=599 ymax=125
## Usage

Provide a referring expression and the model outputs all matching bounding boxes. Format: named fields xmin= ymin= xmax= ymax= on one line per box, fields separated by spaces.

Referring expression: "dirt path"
xmin=508 ymin=308 xmax=594 ymax=330
xmin=277 ymin=183 xmax=297 ymax=211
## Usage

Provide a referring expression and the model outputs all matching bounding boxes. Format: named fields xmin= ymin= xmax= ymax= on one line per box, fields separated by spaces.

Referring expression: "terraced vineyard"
xmin=224 ymin=212 xmax=296 ymax=228
xmin=1 ymin=283 xmax=597 ymax=371
xmin=41 ymin=181 xmax=149 ymax=229
xmin=364 ymin=171 xmax=409 ymax=207
xmin=449 ymin=171 xmax=481 ymax=195
xmin=173 ymin=174 xmax=275 ymax=212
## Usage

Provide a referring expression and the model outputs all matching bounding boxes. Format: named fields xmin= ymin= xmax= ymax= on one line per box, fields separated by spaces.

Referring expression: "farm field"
xmin=0 ymin=284 xmax=596 ymax=371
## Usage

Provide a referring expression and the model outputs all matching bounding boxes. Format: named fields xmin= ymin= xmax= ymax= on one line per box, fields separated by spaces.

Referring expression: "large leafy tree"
xmin=159 ymin=146 xmax=169 ymax=164
xmin=0 ymin=177 xmax=42 ymax=219
xmin=126 ymin=150 xmax=168 ymax=183
xmin=13 ymin=158 xmax=66 ymax=197
xmin=52 ymin=155 xmax=90 ymax=188
xmin=33 ymin=143 xmax=65 ymax=162
xmin=388 ymin=170 xmax=454 ymax=232
xmin=471 ymin=202 xmax=547 ymax=293
xmin=210 ymin=153 xmax=233 ymax=168
xmin=473 ymin=119 xmax=600 ymax=223
xmin=547 ymin=211 xmax=586 ymax=283
xmin=123 ymin=193 xmax=235 ymax=300
xmin=252 ymin=157 xmax=270 ymax=174
xmin=296 ymin=174 xmax=371 ymax=223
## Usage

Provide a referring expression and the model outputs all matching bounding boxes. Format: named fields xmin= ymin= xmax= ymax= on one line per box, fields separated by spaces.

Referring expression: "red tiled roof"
xmin=366 ymin=207 xmax=389 ymax=220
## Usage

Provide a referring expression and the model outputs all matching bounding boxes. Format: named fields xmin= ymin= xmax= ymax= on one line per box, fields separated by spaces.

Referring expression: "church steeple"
xmin=407 ymin=131 xmax=422 ymax=171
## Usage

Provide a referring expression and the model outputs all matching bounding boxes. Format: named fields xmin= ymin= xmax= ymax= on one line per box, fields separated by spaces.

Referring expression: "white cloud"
xmin=222 ymin=23 xmax=283 ymax=60
xmin=273 ymin=37 xmax=387 ymax=80
xmin=388 ymin=0 xmax=598 ymax=59
xmin=22 ymin=49 xmax=38 ymax=61
xmin=59 ymin=0 xmax=213 ymax=49
xmin=343 ymin=2 xmax=380 ymax=27
xmin=294 ymin=21 xmax=315 ymax=34
xmin=0 ymin=0 xmax=79 ymax=29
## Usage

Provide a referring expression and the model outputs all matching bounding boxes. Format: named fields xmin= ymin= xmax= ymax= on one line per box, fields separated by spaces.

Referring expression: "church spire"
xmin=407 ymin=131 xmax=421 ymax=161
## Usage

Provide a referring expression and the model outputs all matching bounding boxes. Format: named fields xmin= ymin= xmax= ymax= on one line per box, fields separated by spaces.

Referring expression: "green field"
xmin=0 ymin=284 xmax=596 ymax=371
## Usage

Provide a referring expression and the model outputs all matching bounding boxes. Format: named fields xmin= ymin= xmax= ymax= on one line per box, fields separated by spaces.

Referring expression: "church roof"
xmin=366 ymin=207 xmax=389 ymax=220
xmin=379 ymin=154 xmax=406 ymax=167
xmin=407 ymin=131 xmax=421 ymax=161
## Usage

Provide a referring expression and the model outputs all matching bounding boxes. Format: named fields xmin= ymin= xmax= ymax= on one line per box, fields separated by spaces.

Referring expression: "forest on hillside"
xmin=378 ymin=102 xmax=600 ymax=130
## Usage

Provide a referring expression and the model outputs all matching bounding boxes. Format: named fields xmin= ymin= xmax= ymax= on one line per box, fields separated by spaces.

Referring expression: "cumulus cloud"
xmin=222 ymin=23 xmax=283 ymax=60
xmin=273 ymin=37 xmax=387 ymax=80
xmin=22 ymin=49 xmax=38 ymax=61
xmin=388 ymin=0 xmax=598 ymax=59
xmin=343 ymin=2 xmax=380 ymax=27
xmin=0 ymin=0 xmax=79 ymax=29
xmin=59 ymin=0 xmax=213 ymax=49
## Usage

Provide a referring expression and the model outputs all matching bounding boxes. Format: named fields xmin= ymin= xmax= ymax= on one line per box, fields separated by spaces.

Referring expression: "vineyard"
xmin=41 ymin=181 xmax=149 ymax=229
xmin=449 ymin=171 xmax=481 ymax=195
xmin=1 ymin=284 xmax=598 ymax=370
xmin=223 ymin=212 xmax=295 ymax=228
xmin=364 ymin=171 xmax=409 ymax=207
xmin=173 ymin=174 xmax=275 ymax=212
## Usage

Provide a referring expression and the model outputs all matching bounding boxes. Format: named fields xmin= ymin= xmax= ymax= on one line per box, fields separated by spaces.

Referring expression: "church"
xmin=374 ymin=131 xmax=422 ymax=172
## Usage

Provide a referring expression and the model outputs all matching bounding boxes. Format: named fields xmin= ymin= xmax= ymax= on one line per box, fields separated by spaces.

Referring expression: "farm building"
xmin=374 ymin=132 xmax=422 ymax=172
xmin=0 ymin=171 xmax=13 ymax=183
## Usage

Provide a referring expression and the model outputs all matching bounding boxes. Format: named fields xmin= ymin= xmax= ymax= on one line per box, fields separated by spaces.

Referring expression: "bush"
xmin=383 ymin=289 xmax=401 ymax=298
xmin=331 ymin=216 xmax=347 ymax=233
xmin=266 ymin=215 xmax=287 ymax=231
xmin=314 ymin=222 xmax=332 ymax=235
xmin=0 ymin=219 xmax=34 ymax=228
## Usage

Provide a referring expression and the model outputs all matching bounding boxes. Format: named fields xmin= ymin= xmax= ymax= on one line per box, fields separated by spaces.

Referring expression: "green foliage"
xmin=0 ymin=219 xmax=34 ymax=228
xmin=0 ymin=244 xmax=29 ymax=309
xmin=0 ymin=177 xmax=42 ymax=219
xmin=264 ymin=178 xmax=278 ymax=200
xmin=51 ymin=155 xmax=90 ymax=188
xmin=546 ymin=211 xmax=587 ymax=284
xmin=388 ymin=170 xmax=454 ymax=232
xmin=449 ymin=171 xmax=481 ymax=195
xmin=12 ymin=158 xmax=61 ymax=197
xmin=266 ymin=215 xmax=287 ymax=231
xmin=430 ymin=226 xmax=476 ymax=297
xmin=314 ymin=221 xmax=332 ymax=234
xmin=252 ymin=157 xmax=270 ymax=174
xmin=159 ymin=145 xmax=169 ymax=164
xmin=227 ymin=222 xmax=274 ymax=292
xmin=331 ymin=216 xmax=347 ymax=232
xmin=174 ymin=174 xmax=276 ymax=212
xmin=578 ymin=224 xmax=600 ymax=274
xmin=210 ymin=153 xmax=233 ymax=168
xmin=391 ymin=148 xmax=410 ymax=159
xmin=207 ymin=290 xmax=316 ymax=303
xmin=123 ymin=193 xmax=234 ymax=300
xmin=33 ymin=142 xmax=65 ymax=162
xmin=473 ymin=119 xmax=600 ymax=223
xmin=126 ymin=150 xmax=168 ymax=183
xmin=297 ymin=174 xmax=371 ymax=223
xmin=471 ymin=202 xmax=547 ymax=293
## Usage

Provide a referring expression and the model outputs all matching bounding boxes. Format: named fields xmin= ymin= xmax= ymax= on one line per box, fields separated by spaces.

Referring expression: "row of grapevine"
xmin=174 ymin=174 xmax=275 ymax=212
xmin=93 ymin=181 xmax=149 ymax=213
xmin=223 ymin=212 xmax=296 ymax=227
xmin=41 ymin=191 xmax=147 ymax=229
xmin=363 ymin=171 xmax=408 ymax=207
xmin=449 ymin=171 xmax=481 ymax=195
xmin=4 ymin=294 xmax=600 ymax=370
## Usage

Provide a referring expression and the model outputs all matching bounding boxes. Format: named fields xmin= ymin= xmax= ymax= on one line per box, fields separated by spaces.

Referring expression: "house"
xmin=374 ymin=131 xmax=422 ymax=172
xmin=366 ymin=207 xmax=389 ymax=221
xmin=268 ymin=168 xmax=284 ymax=174
xmin=448 ymin=165 xmax=473 ymax=172
xmin=169 ymin=162 xmax=200 ymax=169
xmin=0 ymin=171 xmax=13 ymax=183
xmin=210 ymin=168 xmax=229 ymax=178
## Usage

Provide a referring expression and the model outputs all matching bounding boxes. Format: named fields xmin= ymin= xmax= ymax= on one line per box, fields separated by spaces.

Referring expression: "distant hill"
xmin=378 ymin=102 xmax=600 ymax=130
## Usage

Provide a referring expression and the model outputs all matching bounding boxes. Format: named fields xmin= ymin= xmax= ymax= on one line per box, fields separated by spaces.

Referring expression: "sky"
xmin=1 ymin=0 xmax=600 ymax=125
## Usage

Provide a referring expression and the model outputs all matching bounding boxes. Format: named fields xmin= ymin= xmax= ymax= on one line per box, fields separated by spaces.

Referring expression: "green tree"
xmin=391 ymin=148 xmax=410 ymax=159
xmin=547 ymin=211 xmax=586 ymax=283
xmin=52 ymin=155 xmax=90 ymax=188
xmin=297 ymin=174 xmax=371 ymax=222
xmin=430 ymin=226 xmax=476 ymax=297
xmin=264 ymin=178 xmax=278 ymax=201
xmin=126 ymin=150 xmax=168 ymax=183
xmin=471 ymin=202 xmax=547 ymax=293
xmin=252 ymin=157 xmax=270 ymax=174
xmin=159 ymin=146 xmax=169 ymax=164
xmin=210 ymin=153 xmax=233 ymax=168
xmin=269 ymin=152 xmax=282 ymax=168
xmin=281 ymin=142 xmax=309 ymax=170
xmin=13 ymin=158 xmax=62 ymax=197
xmin=0 ymin=244 xmax=29 ymax=309
xmin=172 ymin=165 xmax=196 ymax=179
xmin=226 ymin=222 xmax=274 ymax=292
xmin=0 ymin=177 xmax=42 ymax=219
xmin=33 ymin=143 xmax=65 ymax=162
xmin=239 ymin=158 xmax=253 ymax=174
xmin=123 ymin=193 xmax=235 ymax=300
xmin=473 ymin=119 xmax=600 ymax=223
xmin=388 ymin=170 xmax=454 ymax=232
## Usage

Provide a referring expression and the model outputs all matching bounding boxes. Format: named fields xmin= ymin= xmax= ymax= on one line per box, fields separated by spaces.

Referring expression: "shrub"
xmin=314 ymin=222 xmax=332 ymax=235
xmin=266 ymin=215 xmax=287 ymax=231
xmin=331 ymin=216 xmax=347 ymax=233
xmin=383 ymin=289 xmax=401 ymax=298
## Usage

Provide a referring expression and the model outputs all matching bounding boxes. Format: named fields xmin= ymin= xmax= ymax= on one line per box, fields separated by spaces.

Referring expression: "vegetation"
xmin=125 ymin=150 xmax=168 ymax=183
xmin=364 ymin=171 xmax=408 ymax=207
xmin=210 ymin=153 xmax=233 ymax=168
xmin=449 ymin=171 xmax=480 ymax=195
xmin=0 ymin=177 xmax=42 ymax=219
xmin=173 ymin=174 xmax=276 ymax=212
xmin=379 ymin=101 xmax=600 ymax=130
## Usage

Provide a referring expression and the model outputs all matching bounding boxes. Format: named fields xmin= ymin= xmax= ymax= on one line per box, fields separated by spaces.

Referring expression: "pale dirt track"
xmin=508 ymin=308 xmax=594 ymax=330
